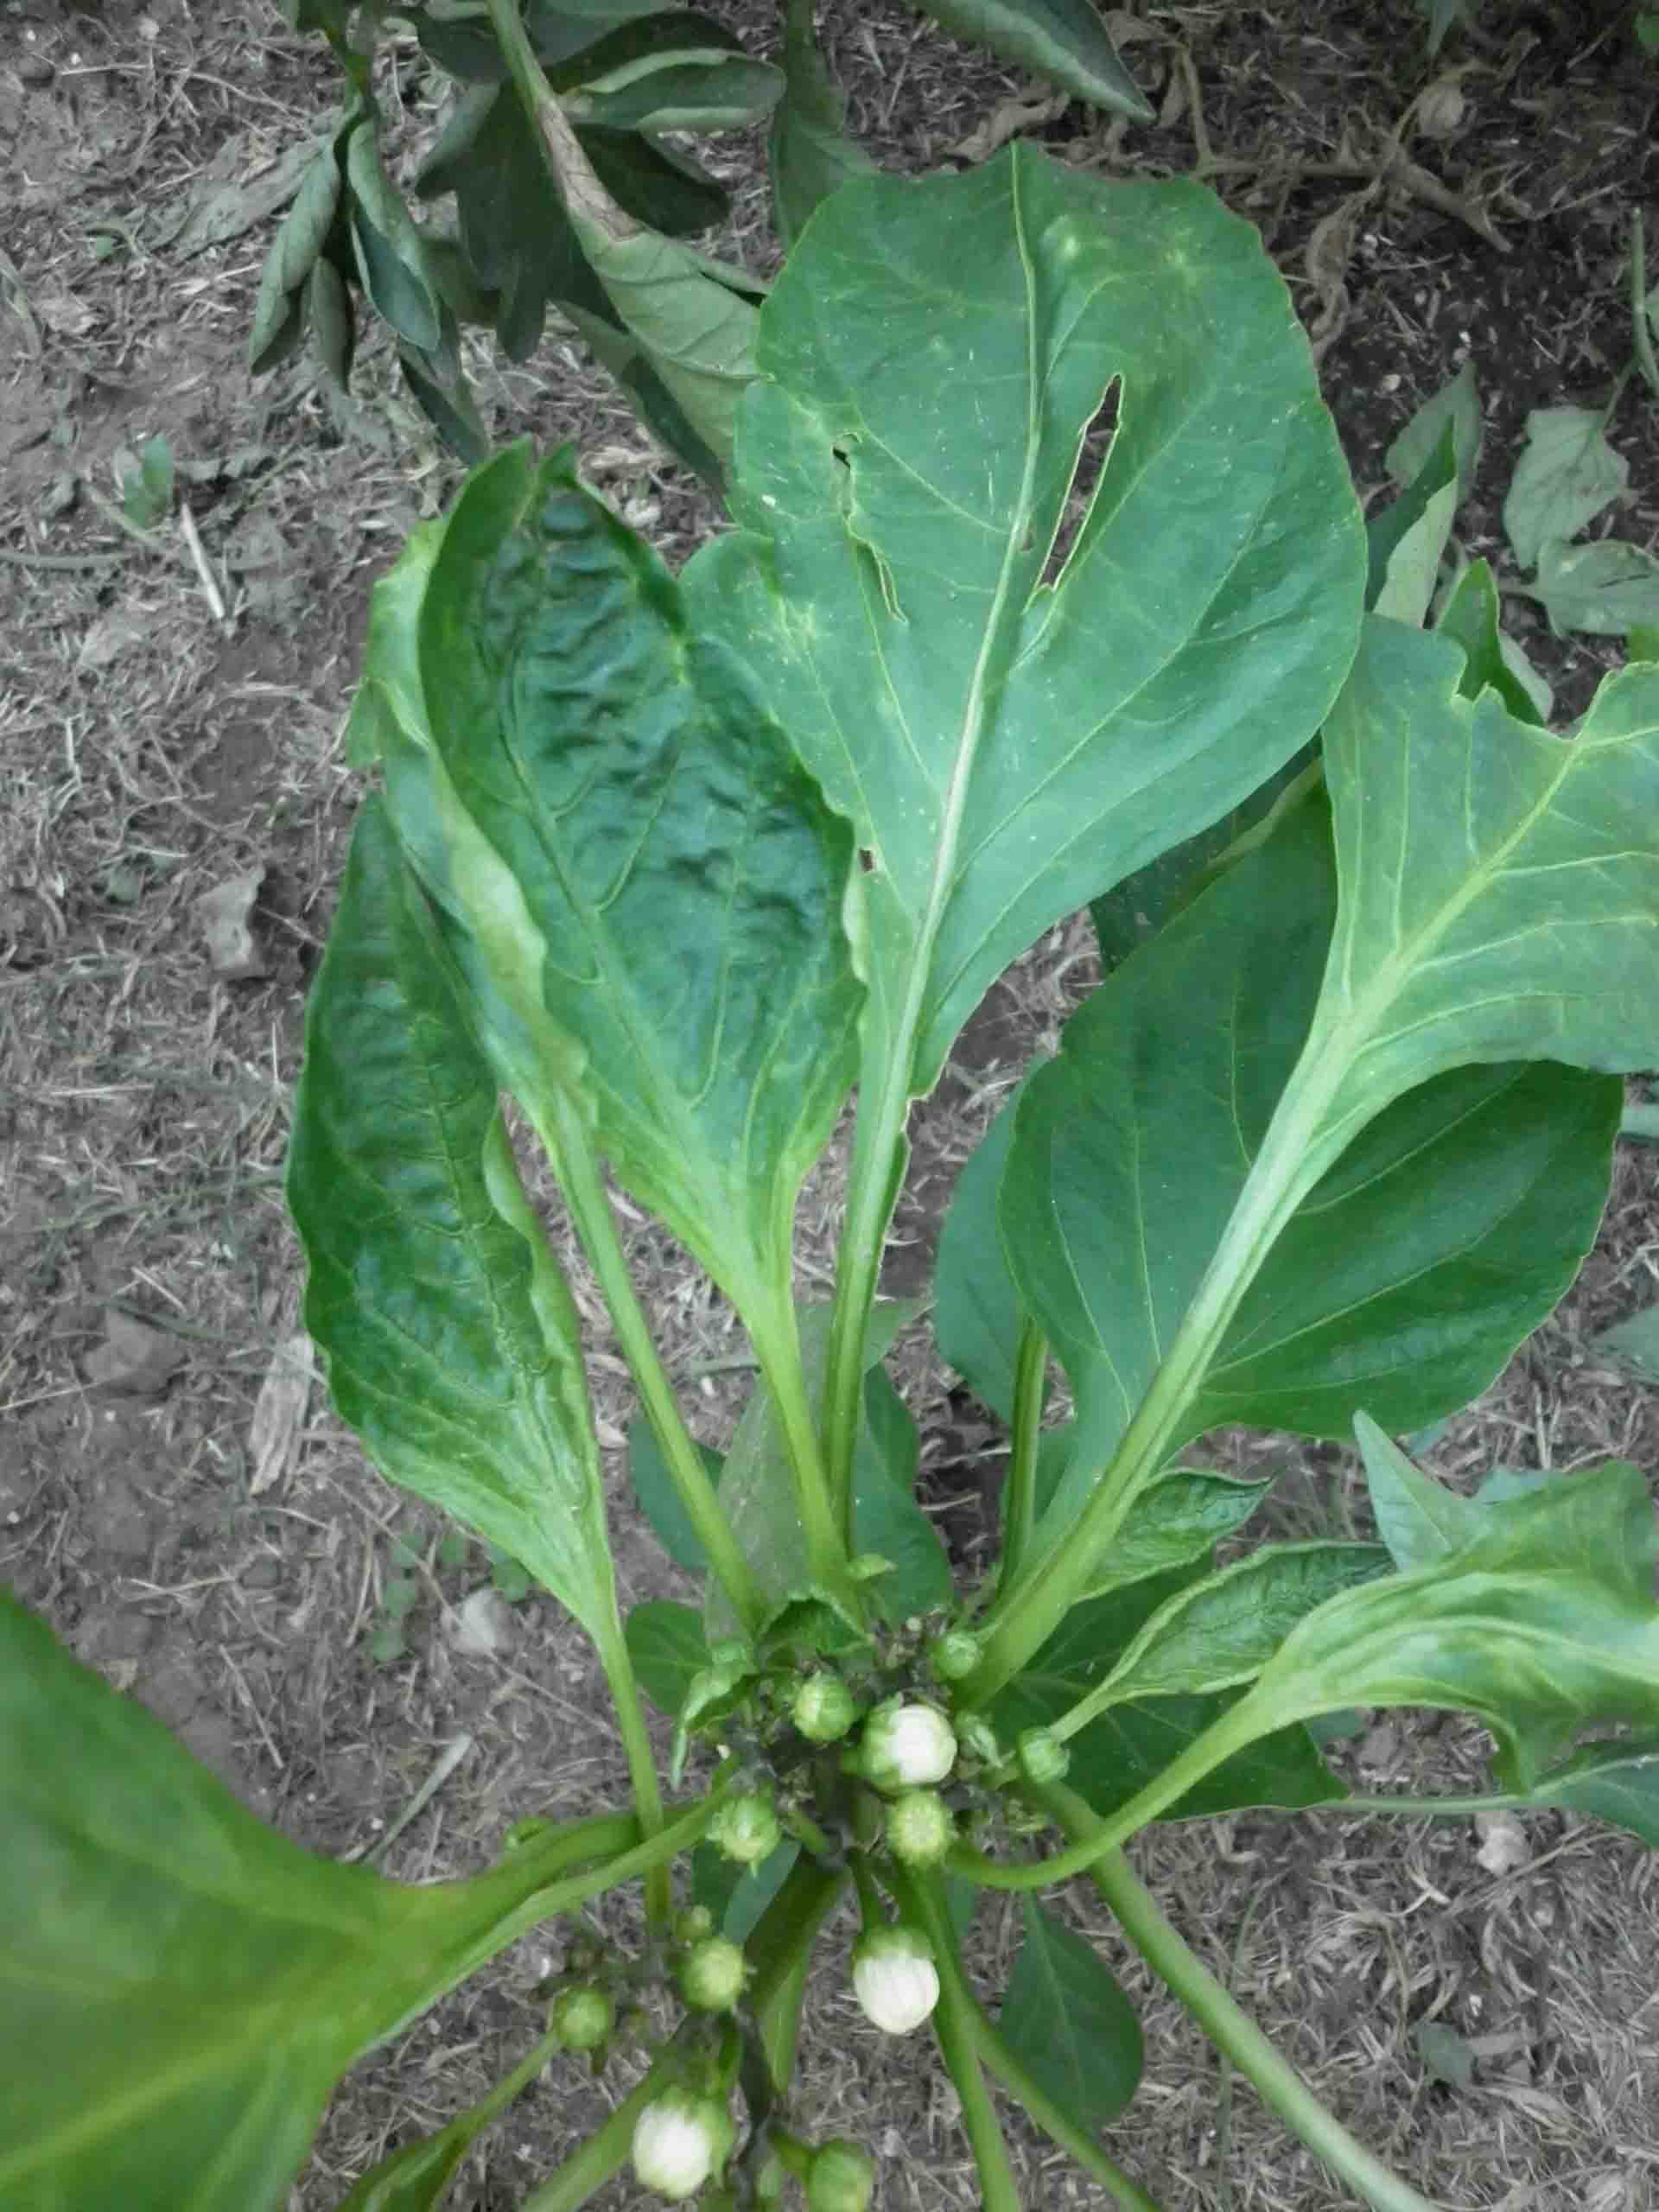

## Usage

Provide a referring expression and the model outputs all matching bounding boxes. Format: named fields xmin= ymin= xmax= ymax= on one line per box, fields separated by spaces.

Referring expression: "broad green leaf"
xmin=0 ymin=1596 xmax=640 ymax=2212
xmin=912 ymin=0 xmax=1153 ymax=120
xmin=690 ymin=147 xmax=1365 ymax=1112
xmin=1313 ymin=618 xmax=1659 ymax=1149
xmin=1532 ymin=535 xmax=1659 ymax=637
xmin=1230 ymin=1458 xmax=1659 ymax=1789
xmin=995 ymin=1579 xmax=1344 ymax=1821
xmin=859 ymin=1361 xmax=954 ymax=1618
xmin=625 ymin=1599 xmax=710 ymax=1715
xmin=288 ymin=797 xmax=620 ymax=1644
xmin=707 ymin=1303 xmax=932 ymax=1629
xmin=1589 ymin=1299 xmax=1659 ymax=1383
xmin=1503 ymin=404 xmax=1627 ymax=570
xmin=769 ymin=0 xmax=878 ymax=251
xmin=1353 ymin=1412 xmax=1485 ymax=1573
xmin=933 ymin=1090 xmax=1023 ymax=1421
xmin=565 ymin=54 xmax=784 ymax=131
xmin=1084 ymin=1541 xmax=1389 ymax=1708
xmin=1364 ymin=421 xmax=1455 ymax=613
xmin=577 ymin=122 xmax=731 ymax=237
xmin=1435 ymin=557 xmax=1549 ymax=724
xmin=1374 ymin=441 xmax=1458 ymax=626
xmin=1072 ymin=1466 xmax=1273 ymax=1602
xmin=997 ymin=1899 xmax=1142 ymax=2129
xmin=346 ymin=121 xmax=442 ymax=353
xmin=626 ymin=1418 xmax=726 ymax=1573
xmin=1526 ymin=1736 xmax=1659 ymax=1846
xmin=415 ymin=441 xmax=861 ymax=1331
xmin=693 ymin=1837 xmax=801 ymax=1942
xmin=1003 ymin=791 xmax=1618 ymax=1545
xmin=549 ymin=10 xmax=749 ymax=92
xmin=1385 ymin=361 xmax=1481 ymax=499
xmin=397 ymin=346 xmax=490 ymax=464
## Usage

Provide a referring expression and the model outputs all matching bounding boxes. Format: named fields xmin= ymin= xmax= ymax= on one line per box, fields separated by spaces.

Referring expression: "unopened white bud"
xmin=851 ymin=1924 xmax=940 ymax=2035
xmin=859 ymin=1699 xmax=957 ymax=1792
xmin=631 ymin=2089 xmax=734 ymax=2201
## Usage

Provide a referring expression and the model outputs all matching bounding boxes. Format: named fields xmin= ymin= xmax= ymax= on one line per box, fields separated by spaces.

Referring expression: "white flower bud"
xmin=851 ymin=1924 xmax=940 ymax=2035
xmin=677 ymin=1934 xmax=747 ymax=2012
xmin=708 ymin=1790 xmax=780 ymax=1867
xmin=859 ymin=1699 xmax=957 ymax=1792
xmin=631 ymin=2089 xmax=734 ymax=2202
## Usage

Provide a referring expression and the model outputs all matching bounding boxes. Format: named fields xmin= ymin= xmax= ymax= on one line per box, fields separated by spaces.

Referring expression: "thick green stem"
xmin=748 ymin=1303 xmax=858 ymax=1600
xmin=1050 ymin=1791 xmax=1452 ymax=2212
xmin=1327 ymin=1789 xmax=1537 ymax=1819
xmin=592 ymin=1613 xmax=670 ymax=1928
xmin=969 ymin=2002 xmax=1166 ymax=2212
xmin=899 ymin=1868 xmax=1025 ymax=2212
xmin=997 ymin=1318 xmax=1048 ymax=1595
xmin=535 ymin=1088 xmax=766 ymax=1637
xmin=825 ymin=1103 xmax=908 ymax=1538
xmin=963 ymin=1031 xmax=1351 ymax=1708
xmin=517 ymin=2059 xmax=673 ymax=2211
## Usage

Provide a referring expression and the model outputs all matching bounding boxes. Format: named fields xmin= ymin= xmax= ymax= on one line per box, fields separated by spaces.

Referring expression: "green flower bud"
xmin=884 ymin=1788 xmax=956 ymax=1868
xmin=677 ymin=1933 xmax=748 ymax=2012
xmin=851 ymin=1924 xmax=939 ymax=2034
xmin=929 ymin=1628 xmax=982 ymax=1682
xmin=708 ymin=1789 xmax=780 ymax=1867
xmin=859 ymin=1698 xmax=957 ymax=1792
xmin=808 ymin=2139 xmax=877 ymax=2212
xmin=1017 ymin=1727 xmax=1070 ymax=1785
xmin=631 ymin=2088 xmax=734 ymax=2201
xmin=547 ymin=1983 xmax=614 ymax=2051
xmin=956 ymin=1713 xmax=1001 ymax=1765
xmin=793 ymin=1670 xmax=858 ymax=1743
xmin=672 ymin=1904 xmax=715 ymax=1947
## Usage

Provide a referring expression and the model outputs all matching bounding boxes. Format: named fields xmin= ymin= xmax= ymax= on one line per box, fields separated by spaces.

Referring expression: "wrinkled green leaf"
xmin=626 ymin=1599 xmax=710 ymax=1716
xmin=0 ymin=1597 xmax=636 ymax=2212
xmin=1230 ymin=1458 xmax=1659 ymax=1789
xmin=1435 ymin=557 xmax=1549 ymax=724
xmin=693 ymin=148 xmax=1365 ymax=1112
xmin=1503 ymin=404 xmax=1627 ymax=570
xmin=1076 ymin=1468 xmax=1275 ymax=1603
xmin=1354 ymin=1413 xmax=1485 ymax=1573
xmin=1003 ymin=792 xmax=1618 ymax=1542
xmin=412 ymin=441 xmax=861 ymax=1328
xmin=1385 ymin=360 xmax=1481 ymax=499
xmin=769 ymin=0 xmax=878 ymax=251
xmin=913 ymin=0 xmax=1153 ymax=119
xmin=997 ymin=1899 xmax=1142 ymax=2129
xmin=288 ymin=797 xmax=620 ymax=1644
xmin=1532 ymin=535 xmax=1659 ymax=637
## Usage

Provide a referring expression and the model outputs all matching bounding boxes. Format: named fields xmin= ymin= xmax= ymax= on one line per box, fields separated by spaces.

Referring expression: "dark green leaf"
xmin=346 ymin=122 xmax=442 ymax=353
xmin=288 ymin=798 xmax=620 ymax=1644
xmin=309 ymin=253 xmax=355 ymax=387
xmin=545 ymin=10 xmax=748 ymax=92
xmin=627 ymin=1419 xmax=726 ymax=1574
xmin=1004 ymin=792 xmax=1619 ymax=1552
xmin=575 ymin=124 xmax=729 ymax=236
xmin=625 ymin=1599 xmax=709 ymax=1716
xmin=567 ymin=55 xmax=784 ymax=132
xmin=933 ymin=1090 xmax=1023 ymax=1421
xmin=416 ymin=442 xmax=861 ymax=1332
xmin=912 ymin=0 xmax=1153 ymax=120
xmin=278 ymin=138 xmax=346 ymax=293
xmin=1435 ymin=558 xmax=1549 ymax=724
xmin=249 ymin=234 xmax=307 ymax=373
xmin=399 ymin=347 xmax=492 ymax=461
xmin=769 ymin=0 xmax=878 ymax=251
xmin=0 ymin=1596 xmax=631 ymax=2211
xmin=693 ymin=147 xmax=1364 ymax=1107
xmin=997 ymin=1899 xmax=1142 ymax=2128
xmin=1074 ymin=1467 xmax=1274 ymax=1602
xmin=857 ymin=1363 xmax=954 ymax=1619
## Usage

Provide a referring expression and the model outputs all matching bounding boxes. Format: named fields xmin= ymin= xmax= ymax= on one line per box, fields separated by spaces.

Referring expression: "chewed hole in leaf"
xmin=1039 ymin=380 xmax=1122 ymax=592
xmin=827 ymin=430 xmax=905 ymax=622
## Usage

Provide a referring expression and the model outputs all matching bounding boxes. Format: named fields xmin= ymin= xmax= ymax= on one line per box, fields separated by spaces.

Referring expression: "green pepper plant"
xmin=9 ymin=140 xmax=1659 ymax=2212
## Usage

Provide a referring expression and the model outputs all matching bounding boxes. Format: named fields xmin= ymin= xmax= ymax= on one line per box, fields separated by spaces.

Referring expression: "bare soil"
xmin=5 ymin=3 xmax=1659 ymax=2207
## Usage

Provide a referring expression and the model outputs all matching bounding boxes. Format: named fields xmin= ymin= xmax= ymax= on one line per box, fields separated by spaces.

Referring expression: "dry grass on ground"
xmin=4 ymin=2 xmax=1659 ymax=2205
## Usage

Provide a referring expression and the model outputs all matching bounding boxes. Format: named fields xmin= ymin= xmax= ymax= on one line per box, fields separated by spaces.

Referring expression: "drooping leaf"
xmin=691 ymin=147 xmax=1365 ymax=1128
xmin=1525 ymin=1735 xmax=1659 ymax=1846
xmin=1385 ymin=360 xmax=1481 ymax=499
xmin=577 ymin=123 xmax=731 ymax=238
xmin=1374 ymin=423 xmax=1459 ymax=627
xmin=693 ymin=1837 xmax=801 ymax=1942
xmin=0 ymin=1597 xmax=639 ymax=2212
xmin=1435 ymin=557 xmax=1549 ymax=724
xmin=413 ymin=441 xmax=861 ymax=1335
xmin=1072 ymin=1466 xmax=1274 ymax=1602
xmin=1313 ymin=617 xmax=1659 ymax=1138
xmin=1229 ymin=1458 xmax=1659 ymax=1789
xmin=627 ymin=1419 xmax=727 ymax=1574
xmin=912 ymin=0 xmax=1153 ymax=120
xmin=1532 ymin=536 xmax=1659 ymax=638
xmin=997 ymin=1899 xmax=1142 ymax=2130
xmin=565 ymin=54 xmax=784 ymax=132
xmin=397 ymin=346 xmax=490 ymax=464
xmin=769 ymin=0 xmax=878 ymax=251
xmin=1003 ymin=791 xmax=1618 ymax=1546
xmin=249 ymin=233 xmax=308 ymax=372
xmin=287 ymin=797 xmax=620 ymax=1645
xmin=346 ymin=120 xmax=443 ymax=353
xmin=625 ymin=1599 xmax=710 ymax=1716
xmin=933 ymin=1090 xmax=1024 ymax=1421
xmin=1503 ymin=404 xmax=1627 ymax=571
xmin=1353 ymin=1413 xmax=1486 ymax=1573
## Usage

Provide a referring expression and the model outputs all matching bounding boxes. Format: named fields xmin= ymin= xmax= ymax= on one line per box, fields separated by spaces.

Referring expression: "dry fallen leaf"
xmin=249 ymin=1332 xmax=315 ymax=1495
xmin=1474 ymin=1809 xmax=1529 ymax=1876
xmin=195 ymin=866 xmax=268 ymax=979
